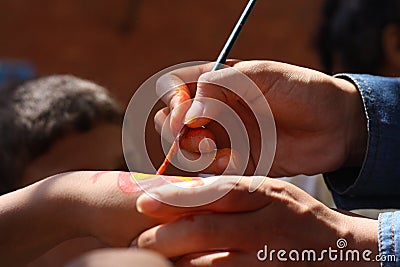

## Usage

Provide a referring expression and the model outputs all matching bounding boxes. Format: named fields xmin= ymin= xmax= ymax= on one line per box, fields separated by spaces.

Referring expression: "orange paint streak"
xmin=156 ymin=126 xmax=189 ymax=175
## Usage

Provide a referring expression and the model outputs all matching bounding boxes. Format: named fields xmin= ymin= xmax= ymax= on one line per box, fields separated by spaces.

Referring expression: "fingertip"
xmin=179 ymin=128 xmax=216 ymax=153
xmin=184 ymin=100 xmax=204 ymax=124
xmin=204 ymin=149 xmax=242 ymax=175
xmin=185 ymin=118 xmax=211 ymax=128
xmin=136 ymin=193 xmax=162 ymax=215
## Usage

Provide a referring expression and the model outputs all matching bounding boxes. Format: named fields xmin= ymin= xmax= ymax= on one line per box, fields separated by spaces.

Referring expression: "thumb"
xmin=184 ymin=70 xmax=232 ymax=128
xmin=185 ymin=66 xmax=257 ymax=128
xmin=136 ymin=176 xmax=271 ymax=219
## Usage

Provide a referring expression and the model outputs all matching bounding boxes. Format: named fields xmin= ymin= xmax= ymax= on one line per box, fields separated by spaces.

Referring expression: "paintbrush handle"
xmin=156 ymin=126 xmax=189 ymax=175
xmin=212 ymin=0 xmax=257 ymax=71
xmin=156 ymin=0 xmax=257 ymax=175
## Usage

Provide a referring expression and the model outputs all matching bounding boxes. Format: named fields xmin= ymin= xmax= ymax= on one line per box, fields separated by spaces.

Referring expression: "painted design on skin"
xmin=117 ymin=172 xmax=142 ymax=194
xmin=91 ymin=171 xmax=199 ymax=195
xmin=91 ymin=171 xmax=109 ymax=183
xmin=121 ymin=172 xmax=197 ymax=195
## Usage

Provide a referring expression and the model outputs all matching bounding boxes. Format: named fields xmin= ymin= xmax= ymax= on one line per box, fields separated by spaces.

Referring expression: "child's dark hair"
xmin=316 ymin=0 xmax=400 ymax=74
xmin=0 ymin=75 xmax=124 ymax=194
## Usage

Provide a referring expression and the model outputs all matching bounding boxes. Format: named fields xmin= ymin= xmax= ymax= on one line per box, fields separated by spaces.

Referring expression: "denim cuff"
xmin=324 ymin=74 xmax=400 ymax=210
xmin=378 ymin=212 xmax=400 ymax=266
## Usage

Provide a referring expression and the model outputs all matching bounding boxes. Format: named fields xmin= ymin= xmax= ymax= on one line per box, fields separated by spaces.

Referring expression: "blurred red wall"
xmin=0 ymin=0 xmax=323 ymax=169
xmin=0 ymin=0 xmax=323 ymax=102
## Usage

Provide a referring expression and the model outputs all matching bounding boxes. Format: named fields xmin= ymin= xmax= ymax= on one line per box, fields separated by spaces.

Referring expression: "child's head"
xmin=0 ymin=75 xmax=125 ymax=194
xmin=316 ymin=0 xmax=400 ymax=75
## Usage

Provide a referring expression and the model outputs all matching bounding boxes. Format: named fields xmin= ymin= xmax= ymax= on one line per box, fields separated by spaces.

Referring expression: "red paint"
xmin=116 ymin=172 xmax=177 ymax=194
xmin=91 ymin=171 xmax=109 ymax=183
xmin=91 ymin=171 xmax=202 ymax=195
xmin=117 ymin=172 xmax=142 ymax=194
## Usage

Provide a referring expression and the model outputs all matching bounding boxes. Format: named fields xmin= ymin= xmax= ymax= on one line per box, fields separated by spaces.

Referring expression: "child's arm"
xmin=0 ymin=171 xmax=169 ymax=267
xmin=66 ymin=249 xmax=172 ymax=267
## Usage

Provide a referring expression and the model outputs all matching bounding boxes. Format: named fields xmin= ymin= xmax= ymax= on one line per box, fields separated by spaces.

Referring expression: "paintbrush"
xmin=156 ymin=0 xmax=257 ymax=175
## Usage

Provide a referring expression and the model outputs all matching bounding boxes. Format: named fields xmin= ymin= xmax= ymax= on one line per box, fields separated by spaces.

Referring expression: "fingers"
xmin=136 ymin=176 xmax=271 ymax=219
xmin=179 ymin=128 xmax=216 ymax=153
xmin=184 ymin=70 xmax=234 ymax=128
xmin=137 ymin=209 xmax=268 ymax=258
xmin=155 ymin=111 xmax=242 ymax=175
xmin=156 ymin=61 xmax=247 ymax=133
xmin=155 ymin=111 xmax=229 ymax=154
xmin=177 ymin=148 xmax=242 ymax=174
xmin=185 ymin=62 xmax=272 ymax=127
xmin=156 ymin=63 xmax=215 ymax=135
xmin=201 ymin=148 xmax=242 ymax=174
xmin=154 ymin=112 xmax=242 ymax=173
xmin=154 ymin=107 xmax=174 ymax=143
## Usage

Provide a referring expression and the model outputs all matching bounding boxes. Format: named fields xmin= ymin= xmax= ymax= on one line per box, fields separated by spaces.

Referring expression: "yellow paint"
xmin=132 ymin=173 xmax=156 ymax=180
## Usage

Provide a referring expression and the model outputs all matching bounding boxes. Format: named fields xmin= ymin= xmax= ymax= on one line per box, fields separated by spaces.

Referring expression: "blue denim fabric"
xmin=378 ymin=212 xmax=400 ymax=266
xmin=324 ymin=74 xmax=400 ymax=210
xmin=0 ymin=60 xmax=35 ymax=87
xmin=322 ymin=74 xmax=400 ymax=266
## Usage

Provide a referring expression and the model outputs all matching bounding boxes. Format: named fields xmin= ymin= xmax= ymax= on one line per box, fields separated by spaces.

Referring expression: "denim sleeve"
xmin=324 ymin=74 xmax=400 ymax=210
xmin=378 ymin=211 xmax=400 ymax=266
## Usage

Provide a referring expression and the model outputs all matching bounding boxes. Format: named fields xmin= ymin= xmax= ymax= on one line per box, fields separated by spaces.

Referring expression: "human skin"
xmin=21 ymin=124 xmax=126 ymax=267
xmin=136 ymin=177 xmax=379 ymax=267
xmin=66 ymin=249 xmax=171 ymax=267
xmin=19 ymin=123 xmax=125 ymax=188
xmin=154 ymin=60 xmax=367 ymax=177
xmin=0 ymin=171 xmax=196 ymax=267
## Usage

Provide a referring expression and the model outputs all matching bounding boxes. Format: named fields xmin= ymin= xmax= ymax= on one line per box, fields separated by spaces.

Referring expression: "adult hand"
xmin=155 ymin=60 xmax=367 ymax=177
xmin=136 ymin=177 xmax=378 ymax=266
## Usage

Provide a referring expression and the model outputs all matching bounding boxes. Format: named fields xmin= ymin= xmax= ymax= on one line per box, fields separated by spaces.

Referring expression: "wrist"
xmin=336 ymin=78 xmax=368 ymax=167
xmin=316 ymin=208 xmax=378 ymax=266
xmin=341 ymin=215 xmax=379 ymax=266
xmin=49 ymin=172 xmax=92 ymax=239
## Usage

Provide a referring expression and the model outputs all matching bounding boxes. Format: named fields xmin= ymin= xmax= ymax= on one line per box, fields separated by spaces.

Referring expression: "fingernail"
xmin=199 ymin=138 xmax=215 ymax=152
xmin=136 ymin=193 xmax=161 ymax=214
xmin=184 ymin=101 xmax=204 ymax=124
